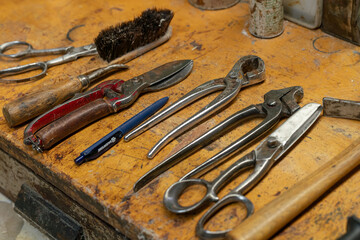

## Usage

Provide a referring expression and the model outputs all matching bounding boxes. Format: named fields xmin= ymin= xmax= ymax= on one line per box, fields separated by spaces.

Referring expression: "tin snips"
xmin=24 ymin=60 xmax=193 ymax=152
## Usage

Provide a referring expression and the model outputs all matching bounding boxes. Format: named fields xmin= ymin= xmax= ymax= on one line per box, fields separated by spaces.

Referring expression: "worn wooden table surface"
xmin=0 ymin=0 xmax=359 ymax=239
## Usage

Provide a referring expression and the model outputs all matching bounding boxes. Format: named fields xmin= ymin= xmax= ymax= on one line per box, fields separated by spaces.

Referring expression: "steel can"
xmin=249 ymin=0 xmax=284 ymax=38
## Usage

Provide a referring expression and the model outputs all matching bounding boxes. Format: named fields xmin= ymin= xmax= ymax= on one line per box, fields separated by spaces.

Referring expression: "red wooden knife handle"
xmin=35 ymin=98 xmax=114 ymax=150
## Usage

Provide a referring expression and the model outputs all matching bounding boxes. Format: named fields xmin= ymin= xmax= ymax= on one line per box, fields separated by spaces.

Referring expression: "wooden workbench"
xmin=0 ymin=0 xmax=359 ymax=239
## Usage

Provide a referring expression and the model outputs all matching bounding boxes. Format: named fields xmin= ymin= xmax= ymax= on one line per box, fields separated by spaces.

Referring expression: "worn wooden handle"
xmin=227 ymin=137 xmax=360 ymax=240
xmin=3 ymin=78 xmax=82 ymax=127
xmin=2 ymin=28 xmax=172 ymax=128
xmin=35 ymin=98 xmax=114 ymax=150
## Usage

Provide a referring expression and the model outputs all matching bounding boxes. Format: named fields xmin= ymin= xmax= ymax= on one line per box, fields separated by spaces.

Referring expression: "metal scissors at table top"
xmin=0 ymin=40 xmax=97 ymax=83
xmin=163 ymin=103 xmax=323 ymax=239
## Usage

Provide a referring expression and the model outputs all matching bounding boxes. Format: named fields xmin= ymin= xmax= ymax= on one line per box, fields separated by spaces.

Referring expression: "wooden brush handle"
xmin=83 ymin=27 xmax=172 ymax=74
xmin=35 ymin=98 xmax=114 ymax=150
xmin=3 ymin=78 xmax=82 ymax=127
xmin=227 ymin=137 xmax=360 ymax=240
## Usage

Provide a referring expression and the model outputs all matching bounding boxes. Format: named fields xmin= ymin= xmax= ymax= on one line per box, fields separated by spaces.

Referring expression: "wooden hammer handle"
xmin=227 ymin=137 xmax=360 ymax=240
xmin=35 ymin=98 xmax=114 ymax=150
xmin=3 ymin=78 xmax=82 ymax=127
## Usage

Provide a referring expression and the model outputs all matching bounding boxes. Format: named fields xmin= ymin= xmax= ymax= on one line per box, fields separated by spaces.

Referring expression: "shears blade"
xmin=264 ymin=103 xmax=323 ymax=162
xmin=136 ymin=59 xmax=193 ymax=91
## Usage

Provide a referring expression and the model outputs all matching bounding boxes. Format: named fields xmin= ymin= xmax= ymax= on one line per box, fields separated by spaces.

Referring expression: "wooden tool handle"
xmin=3 ymin=78 xmax=82 ymax=127
xmin=227 ymin=137 xmax=360 ymax=240
xmin=2 ymin=28 xmax=172 ymax=128
xmin=35 ymin=98 xmax=114 ymax=150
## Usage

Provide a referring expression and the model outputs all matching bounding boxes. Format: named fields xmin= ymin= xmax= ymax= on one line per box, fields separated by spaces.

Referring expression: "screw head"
xmin=267 ymin=137 xmax=279 ymax=148
xmin=267 ymin=99 xmax=277 ymax=106
xmin=132 ymin=77 xmax=140 ymax=83
xmin=229 ymin=72 xmax=238 ymax=79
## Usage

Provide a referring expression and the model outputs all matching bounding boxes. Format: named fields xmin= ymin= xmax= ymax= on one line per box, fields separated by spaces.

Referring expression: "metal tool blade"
xmin=323 ymin=97 xmax=360 ymax=121
xmin=262 ymin=103 xmax=323 ymax=162
xmin=136 ymin=60 xmax=193 ymax=91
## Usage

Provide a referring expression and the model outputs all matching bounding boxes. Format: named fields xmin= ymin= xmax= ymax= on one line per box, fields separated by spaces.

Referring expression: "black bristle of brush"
xmin=94 ymin=8 xmax=174 ymax=62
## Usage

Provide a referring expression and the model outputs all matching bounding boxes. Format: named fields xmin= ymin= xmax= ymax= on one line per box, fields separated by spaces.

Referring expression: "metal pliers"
xmin=164 ymin=103 xmax=322 ymax=239
xmin=133 ymin=86 xmax=304 ymax=192
xmin=24 ymin=60 xmax=193 ymax=152
xmin=124 ymin=55 xmax=266 ymax=159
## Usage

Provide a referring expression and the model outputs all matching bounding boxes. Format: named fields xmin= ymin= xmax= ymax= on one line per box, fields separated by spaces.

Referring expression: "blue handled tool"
xmin=74 ymin=97 xmax=169 ymax=165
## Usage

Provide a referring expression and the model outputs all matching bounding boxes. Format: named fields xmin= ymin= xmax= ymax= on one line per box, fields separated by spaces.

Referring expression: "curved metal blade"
xmin=230 ymin=103 xmax=323 ymax=195
xmin=135 ymin=59 xmax=193 ymax=91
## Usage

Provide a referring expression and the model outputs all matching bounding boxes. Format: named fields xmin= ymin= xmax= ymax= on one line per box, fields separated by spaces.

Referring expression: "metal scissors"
xmin=133 ymin=86 xmax=304 ymax=192
xmin=23 ymin=59 xmax=193 ymax=152
xmin=163 ymin=103 xmax=323 ymax=239
xmin=124 ymin=55 xmax=266 ymax=158
xmin=0 ymin=41 xmax=97 ymax=83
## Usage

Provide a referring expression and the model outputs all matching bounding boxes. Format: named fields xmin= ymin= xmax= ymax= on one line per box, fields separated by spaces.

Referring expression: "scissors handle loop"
xmin=0 ymin=42 xmax=96 ymax=83
xmin=195 ymin=193 xmax=254 ymax=239
xmin=164 ymin=151 xmax=256 ymax=214
xmin=164 ymin=179 xmax=218 ymax=214
xmin=0 ymin=41 xmax=71 ymax=59
xmin=0 ymin=62 xmax=47 ymax=83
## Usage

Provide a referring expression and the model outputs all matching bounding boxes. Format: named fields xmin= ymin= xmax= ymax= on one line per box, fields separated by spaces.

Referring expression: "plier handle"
xmin=23 ymin=79 xmax=131 ymax=151
xmin=163 ymin=103 xmax=323 ymax=239
xmin=124 ymin=55 xmax=266 ymax=159
xmin=133 ymin=86 xmax=304 ymax=192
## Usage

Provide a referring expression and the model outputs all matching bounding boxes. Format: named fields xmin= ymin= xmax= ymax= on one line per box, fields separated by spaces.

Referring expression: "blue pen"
xmin=74 ymin=97 xmax=169 ymax=165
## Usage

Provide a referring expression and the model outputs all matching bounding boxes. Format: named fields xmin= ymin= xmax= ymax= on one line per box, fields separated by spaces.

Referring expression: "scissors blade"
xmin=133 ymin=60 xmax=193 ymax=90
xmin=225 ymin=103 xmax=322 ymax=203
xmin=263 ymin=102 xmax=323 ymax=161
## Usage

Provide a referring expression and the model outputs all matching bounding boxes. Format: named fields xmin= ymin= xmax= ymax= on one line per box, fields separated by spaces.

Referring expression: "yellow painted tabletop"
xmin=0 ymin=0 xmax=359 ymax=239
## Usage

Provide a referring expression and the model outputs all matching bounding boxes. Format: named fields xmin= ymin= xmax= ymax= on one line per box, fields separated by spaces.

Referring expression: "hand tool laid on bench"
xmin=23 ymin=59 xmax=193 ymax=152
xmin=2 ymin=8 xmax=174 ymax=127
xmin=0 ymin=41 xmax=98 ymax=83
xmin=323 ymin=97 xmax=360 ymax=121
xmin=133 ymin=86 xmax=304 ymax=192
xmin=3 ymin=64 xmax=128 ymax=127
xmin=124 ymin=55 xmax=266 ymax=159
xmin=227 ymin=97 xmax=360 ymax=240
xmin=74 ymin=97 xmax=169 ymax=166
xmin=164 ymin=103 xmax=323 ymax=239
xmin=0 ymin=8 xmax=173 ymax=84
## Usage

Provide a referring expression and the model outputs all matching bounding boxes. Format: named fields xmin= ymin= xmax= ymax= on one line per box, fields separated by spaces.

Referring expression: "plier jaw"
xmin=264 ymin=86 xmax=304 ymax=116
xmin=237 ymin=55 xmax=266 ymax=87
